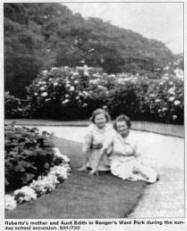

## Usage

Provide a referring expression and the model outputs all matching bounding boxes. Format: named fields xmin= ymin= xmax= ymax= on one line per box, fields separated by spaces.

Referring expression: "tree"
xmin=4 ymin=3 xmax=175 ymax=98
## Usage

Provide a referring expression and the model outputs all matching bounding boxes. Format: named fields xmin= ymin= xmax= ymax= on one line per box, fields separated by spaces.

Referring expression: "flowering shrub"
xmin=26 ymin=66 xmax=183 ymax=124
xmin=140 ymin=76 xmax=184 ymax=123
xmin=107 ymin=76 xmax=184 ymax=123
xmin=5 ymin=123 xmax=66 ymax=192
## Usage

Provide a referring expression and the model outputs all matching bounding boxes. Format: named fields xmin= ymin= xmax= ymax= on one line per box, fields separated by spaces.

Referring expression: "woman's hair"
xmin=113 ymin=114 xmax=131 ymax=130
xmin=90 ymin=108 xmax=111 ymax=123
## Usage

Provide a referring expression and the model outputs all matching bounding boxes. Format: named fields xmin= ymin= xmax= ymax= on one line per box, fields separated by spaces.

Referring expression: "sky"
xmin=62 ymin=2 xmax=183 ymax=54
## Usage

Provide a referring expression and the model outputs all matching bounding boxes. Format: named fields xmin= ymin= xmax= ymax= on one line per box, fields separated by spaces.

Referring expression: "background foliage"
xmin=4 ymin=3 xmax=175 ymax=98
xmin=20 ymin=67 xmax=183 ymax=124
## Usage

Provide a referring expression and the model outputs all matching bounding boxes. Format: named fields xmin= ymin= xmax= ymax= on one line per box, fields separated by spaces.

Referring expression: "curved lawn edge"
xmin=5 ymin=119 xmax=184 ymax=138
xmin=6 ymin=136 xmax=146 ymax=219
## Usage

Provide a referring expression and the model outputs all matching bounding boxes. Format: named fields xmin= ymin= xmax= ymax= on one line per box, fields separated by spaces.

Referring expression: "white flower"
xmin=61 ymin=99 xmax=70 ymax=104
xmin=162 ymin=75 xmax=169 ymax=80
xmin=172 ymin=115 xmax=178 ymax=120
xmin=88 ymin=48 xmax=95 ymax=52
xmin=117 ymin=78 xmax=125 ymax=84
xmin=45 ymin=174 xmax=59 ymax=187
xmin=30 ymin=179 xmax=47 ymax=196
xmin=45 ymin=98 xmax=51 ymax=102
xmin=74 ymin=39 xmax=78 ymax=45
xmin=14 ymin=186 xmax=37 ymax=203
xmin=174 ymin=68 xmax=183 ymax=79
xmin=168 ymin=87 xmax=176 ymax=95
xmin=53 ymin=147 xmax=70 ymax=163
xmin=164 ymin=66 xmax=170 ymax=70
xmin=53 ymin=82 xmax=58 ymax=86
xmin=168 ymin=96 xmax=175 ymax=102
xmin=66 ymin=80 xmax=71 ymax=85
xmin=30 ymin=175 xmax=59 ymax=195
xmin=149 ymin=94 xmax=156 ymax=98
xmin=65 ymin=84 xmax=71 ymax=89
xmin=74 ymin=80 xmax=79 ymax=85
xmin=5 ymin=195 xmax=17 ymax=210
xmin=98 ymin=85 xmax=107 ymax=91
xmin=155 ymin=99 xmax=161 ymax=103
xmin=174 ymin=100 xmax=181 ymax=106
xmin=72 ymin=72 xmax=79 ymax=77
xmin=51 ymin=67 xmax=58 ymax=71
xmin=69 ymin=86 xmax=75 ymax=92
xmin=82 ymin=103 xmax=88 ymax=108
xmin=93 ymin=73 xmax=100 ymax=78
xmin=89 ymin=79 xmax=100 ymax=85
xmin=34 ymin=92 xmax=38 ymax=96
xmin=40 ymin=86 xmax=46 ymax=91
xmin=162 ymin=107 xmax=168 ymax=112
xmin=41 ymin=70 xmax=48 ymax=76
xmin=82 ymin=91 xmax=89 ymax=97
xmin=50 ymin=165 xmax=70 ymax=180
xmin=65 ymin=94 xmax=69 ymax=98
xmin=169 ymin=81 xmax=173 ymax=86
xmin=41 ymin=92 xmax=48 ymax=97
xmin=108 ymin=74 xmax=115 ymax=78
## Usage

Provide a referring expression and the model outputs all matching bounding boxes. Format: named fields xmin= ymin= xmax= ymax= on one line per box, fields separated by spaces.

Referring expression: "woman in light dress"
xmin=78 ymin=108 xmax=113 ymax=175
xmin=96 ymin=114 xmax=159 ymax=183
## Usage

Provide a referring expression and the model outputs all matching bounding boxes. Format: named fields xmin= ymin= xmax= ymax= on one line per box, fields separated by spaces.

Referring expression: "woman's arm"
xmin=78 ymin=126 xmax=93 ymax=171
xmin=90 ymin=134 xmax=114 ymax=174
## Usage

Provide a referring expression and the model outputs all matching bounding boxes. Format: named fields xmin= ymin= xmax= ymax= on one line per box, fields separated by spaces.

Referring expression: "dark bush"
xmin=5 ymin=123 xmax=63 ymax=192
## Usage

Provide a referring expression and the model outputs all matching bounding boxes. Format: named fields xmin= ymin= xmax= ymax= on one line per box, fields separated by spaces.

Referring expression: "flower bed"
xmin=5 ymin=158 xmax=70 ymax=210
xmin=5 ymin=123 xmax=71 ymax=210
xmin=5 ymin=123 xmax=70 ymax=192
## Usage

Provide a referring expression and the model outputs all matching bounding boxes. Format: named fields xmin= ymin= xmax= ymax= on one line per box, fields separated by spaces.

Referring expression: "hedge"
xmin=5 ymin=66 xmax=184 ymax=124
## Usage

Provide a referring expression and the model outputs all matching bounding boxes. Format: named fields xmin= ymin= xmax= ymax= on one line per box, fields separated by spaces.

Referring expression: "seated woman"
xmin=78 ymin=108 xmax=113 ymax=175
xmin=99 ymin=114 xmax=159 ymax=183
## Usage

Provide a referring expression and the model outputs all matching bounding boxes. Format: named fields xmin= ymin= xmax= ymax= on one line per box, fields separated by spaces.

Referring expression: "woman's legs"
xmin=110 ymin=159 xmax=158 ymax=183
xmin=133 ymin=160 xmax=158 ymax=183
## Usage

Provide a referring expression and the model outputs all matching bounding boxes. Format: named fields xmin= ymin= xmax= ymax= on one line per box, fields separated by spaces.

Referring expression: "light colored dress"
xmin=104 ymin=131 xmax=158 ymax=183
xmin=82 ymin=124 xmax=113 ymax=171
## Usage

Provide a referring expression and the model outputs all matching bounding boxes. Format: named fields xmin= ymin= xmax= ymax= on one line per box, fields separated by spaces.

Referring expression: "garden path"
xmin=35 ymin=126 xmax=185 ymax=218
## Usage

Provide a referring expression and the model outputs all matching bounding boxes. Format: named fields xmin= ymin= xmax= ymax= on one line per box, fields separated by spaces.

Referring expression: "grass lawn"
xmin=6 ymin=137 xmax=146 ymax=219
xmin=5 ymin=119 xmax=184 ymax=138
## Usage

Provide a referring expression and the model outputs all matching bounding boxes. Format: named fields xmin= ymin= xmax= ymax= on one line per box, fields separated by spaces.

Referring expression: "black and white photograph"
xmin=2 ymin=0 xmax=185 ymax=224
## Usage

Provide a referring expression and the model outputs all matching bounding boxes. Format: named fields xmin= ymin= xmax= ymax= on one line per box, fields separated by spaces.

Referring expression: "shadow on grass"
xmin=6 ymin=137 xmax=146 ymax=219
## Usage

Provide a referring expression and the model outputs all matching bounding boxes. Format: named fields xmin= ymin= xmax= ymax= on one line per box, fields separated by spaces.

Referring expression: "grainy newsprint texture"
xmin=1 ymin=0 xmax=186 ymax=231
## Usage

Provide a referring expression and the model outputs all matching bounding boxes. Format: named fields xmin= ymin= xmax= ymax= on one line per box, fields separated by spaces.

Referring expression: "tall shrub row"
xmin=6 ymin=66 xmax=184 ymax=124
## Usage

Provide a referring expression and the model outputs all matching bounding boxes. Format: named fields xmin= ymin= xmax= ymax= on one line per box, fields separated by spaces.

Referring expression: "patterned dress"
xmin=82 ymin=124 xmax=113 ymax=171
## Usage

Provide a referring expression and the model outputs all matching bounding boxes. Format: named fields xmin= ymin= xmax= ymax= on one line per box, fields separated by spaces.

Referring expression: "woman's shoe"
xmin=77 ymin=165 xmax=88 ymax=171
xmin=89 ymin=169 xmax=99 ymax=176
